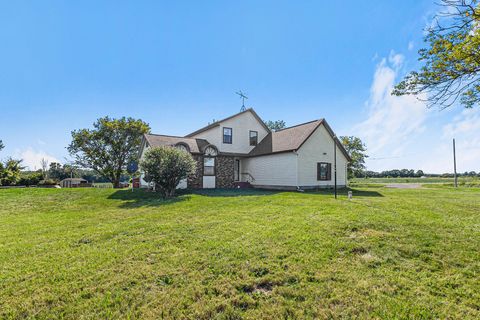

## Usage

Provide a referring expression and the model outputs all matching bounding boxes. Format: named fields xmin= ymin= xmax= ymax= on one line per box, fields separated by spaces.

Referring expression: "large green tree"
xmin=140 ymin=146 xmax=196 ymax=198
xmin=393 ymin=0 xmax=480 ymax=109
xmin=0 ymin=140 xmax=4 ymax=151
xmin=340 ymin=136 xmax=368 ymax=179
xmin=68 ymin=117 xmax=150 ymax=188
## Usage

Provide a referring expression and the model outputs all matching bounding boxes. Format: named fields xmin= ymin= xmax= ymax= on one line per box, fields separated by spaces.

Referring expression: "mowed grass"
xmin=0 ymin=187 xmax=479 ymax=319
xmin=350 ymin=176 xmax=480 ymax=187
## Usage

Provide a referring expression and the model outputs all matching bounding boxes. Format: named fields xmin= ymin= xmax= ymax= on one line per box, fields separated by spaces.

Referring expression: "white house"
xmin=139 ymin=108 xmax=351 ymax=190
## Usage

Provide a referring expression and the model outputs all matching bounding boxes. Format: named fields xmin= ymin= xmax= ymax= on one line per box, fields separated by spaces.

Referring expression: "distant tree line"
xmin=359 ymin=169 xmax=479 ymax=178
xmin=17 ymin=162 xmax=132 ymax=186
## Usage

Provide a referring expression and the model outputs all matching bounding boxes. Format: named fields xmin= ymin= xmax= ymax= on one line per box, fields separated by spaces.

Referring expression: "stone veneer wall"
xmin=186 ymin=154 xmax=234 ymax=189
xmin=187 ymin=154 xmax=203 ymax=189
xmin=215 ymin=156 xmax=234 ymax=188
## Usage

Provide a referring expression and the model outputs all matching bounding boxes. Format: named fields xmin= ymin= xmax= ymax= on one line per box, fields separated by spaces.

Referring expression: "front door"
xmin=202 ymin=157 xmax=216 ymax=188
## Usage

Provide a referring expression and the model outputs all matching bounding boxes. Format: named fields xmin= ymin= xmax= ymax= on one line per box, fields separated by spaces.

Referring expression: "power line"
xmin=367 ymin=151 xmax=429 ymax=160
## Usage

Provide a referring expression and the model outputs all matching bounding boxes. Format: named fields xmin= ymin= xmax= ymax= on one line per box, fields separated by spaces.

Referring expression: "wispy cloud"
xmin=443 ymin=108 xmax=480 ymax=137
xmin=354 ymin=52 xmax=429 ymax=158
xmin=440 ymin=108 xmax=480 ymax=172
xmin=354 ymin=50 xmax=480 ymax=173
xmin=13 ymin=147 xmax=59 ymax=171
xmin=408 ymin=41 xmax=414 ymax=51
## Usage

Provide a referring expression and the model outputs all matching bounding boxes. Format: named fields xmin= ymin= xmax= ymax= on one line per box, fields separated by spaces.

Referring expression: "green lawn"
xmin=350 ymin=176 xmax=480 ymax=187
xmin=1 ymin=187 xmax=479 ymax=319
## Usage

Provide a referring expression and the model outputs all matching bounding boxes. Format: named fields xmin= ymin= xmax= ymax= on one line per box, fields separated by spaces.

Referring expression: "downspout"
xmin=294 ymin=150 xmax=303 ymax=192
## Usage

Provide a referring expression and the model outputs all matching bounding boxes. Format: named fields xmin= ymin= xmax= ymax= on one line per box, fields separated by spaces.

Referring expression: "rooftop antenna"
xmin=236 ymin=90 xmax=248 ymax=112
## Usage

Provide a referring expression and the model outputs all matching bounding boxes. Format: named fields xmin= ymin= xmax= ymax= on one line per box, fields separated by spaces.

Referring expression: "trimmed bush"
xmin=140 ymin=146 xmax=196 ymax=198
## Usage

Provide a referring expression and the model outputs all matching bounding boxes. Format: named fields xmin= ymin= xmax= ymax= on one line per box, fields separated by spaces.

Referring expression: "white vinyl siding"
xmin=241 ymin=152 xmax=297 ymax=187
xmin=190 ymin=110 xmax=269 ymax=154
xmin=296 ymin=124 xmax=348 ymax=187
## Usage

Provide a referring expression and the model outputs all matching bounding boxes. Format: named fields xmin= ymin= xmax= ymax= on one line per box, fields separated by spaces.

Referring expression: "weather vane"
xmin=236 ymin=90 xmax=248 ymax=112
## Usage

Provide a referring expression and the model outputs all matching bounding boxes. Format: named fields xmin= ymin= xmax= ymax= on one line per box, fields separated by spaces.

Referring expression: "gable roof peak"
xmin=248 ymin=118 xmax=352 ymax=162
xmin=185 ymin=108 xmax=270 ymax=137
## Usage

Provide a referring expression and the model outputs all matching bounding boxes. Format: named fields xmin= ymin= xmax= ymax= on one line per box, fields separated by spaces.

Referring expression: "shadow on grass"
xmin=108 ymin=189 xmax=185 ymax=208
xmin=107 ymin=188 xmax=278 ymax=208
xmin=182 ymin=188 xmax=280 ymax=197
xmin=108 ymin=187 xmax=383 ymax=208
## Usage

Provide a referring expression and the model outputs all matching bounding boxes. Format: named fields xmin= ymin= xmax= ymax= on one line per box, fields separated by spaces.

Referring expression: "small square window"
xmin=223 ymin=127 xmax=232 ymax=144
xmin=317 ymin=162 xmax=331 ymax=181
xmin=249 ymin=131 xmax=258 ymax=146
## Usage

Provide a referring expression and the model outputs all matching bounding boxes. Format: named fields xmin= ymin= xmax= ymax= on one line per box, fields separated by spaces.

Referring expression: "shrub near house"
xmin=140 ymin=146 xmax=196 ymax=197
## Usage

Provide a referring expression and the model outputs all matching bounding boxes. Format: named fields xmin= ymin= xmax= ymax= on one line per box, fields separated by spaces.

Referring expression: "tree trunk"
xmin=112 ymin=170 xmax=122 ymax=188
xmin=112 ymin=179 xmax=121 ymax=188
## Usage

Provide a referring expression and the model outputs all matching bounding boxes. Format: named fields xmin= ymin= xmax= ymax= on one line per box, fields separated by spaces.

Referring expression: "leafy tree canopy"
xmin=265 ymin=120 xmax=286 ymax=131
xmin=393 ymin=0 xmax=480 ymax=109
xmin=340 ymin=136 xmax=368 ymax=178
xmin=0 ymin=158 xmax=24 ymax=186
xmin=68 ymin=116 xmax=150 ymax=188
xmin=140 ymin=146 xmax=196 ymax=198
xmin=0 ymin=140 xmax=4 ymax=151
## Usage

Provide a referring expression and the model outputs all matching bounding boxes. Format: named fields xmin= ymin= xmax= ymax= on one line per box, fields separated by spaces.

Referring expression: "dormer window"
xmin=175 ymin=143 xmax=190 ymax=153
xmin=249 ymin=131 xmax=258 ymax=146
xmin=223 ymin=127 xmax=232 ymax=144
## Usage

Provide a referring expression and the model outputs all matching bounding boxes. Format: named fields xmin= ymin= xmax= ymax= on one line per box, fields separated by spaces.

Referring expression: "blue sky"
xmin=0 ymin=1 xmax=478 ymax=173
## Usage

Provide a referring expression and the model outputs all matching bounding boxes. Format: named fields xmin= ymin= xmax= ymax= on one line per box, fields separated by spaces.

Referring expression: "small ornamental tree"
xmin=140 ymin=146 xmax=196 ymax=198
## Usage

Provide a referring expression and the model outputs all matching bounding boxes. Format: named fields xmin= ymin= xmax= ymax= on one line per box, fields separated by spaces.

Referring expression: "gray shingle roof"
xmin=248 ymin=119 xmax=352 ymax=161
xmin=144 ymin=134 xmax=209 ymax=154
xmin=248 ymin=120 xmax=321 ymax=156
xmin=143 ymin=109 xmax=351 ymax=161
xmin=61 ymin=178 xmax=87 ymax=182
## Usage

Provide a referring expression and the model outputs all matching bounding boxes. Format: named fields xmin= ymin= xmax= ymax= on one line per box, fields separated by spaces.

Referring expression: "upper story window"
xmin=317 ymin=162 xmax=332 ymax=181
xmin=223 ymin=127 xmax=232 ymax=144
xmin=249 ymin=131 xmax=258 ymax=146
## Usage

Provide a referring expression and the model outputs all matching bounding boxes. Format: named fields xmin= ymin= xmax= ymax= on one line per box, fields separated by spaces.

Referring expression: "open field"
xmin=1 ymin=186 xmax=479 ymax=319
xmin=350 ymin=176 xmax=480 ymax=187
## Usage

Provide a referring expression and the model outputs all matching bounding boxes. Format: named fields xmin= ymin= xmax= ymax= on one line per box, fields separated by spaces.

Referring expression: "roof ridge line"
xmin=275 ymin=119 xmax=323 ymax=132
xmin=146 ymin=133 xmax=197 ymax=139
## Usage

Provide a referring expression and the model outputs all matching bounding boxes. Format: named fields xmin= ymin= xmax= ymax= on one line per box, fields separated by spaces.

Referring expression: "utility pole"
xmin=453 ymin=138 xmax=458 ymax=188
xmin=334 ymin=136 xmax=337 ymax=199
